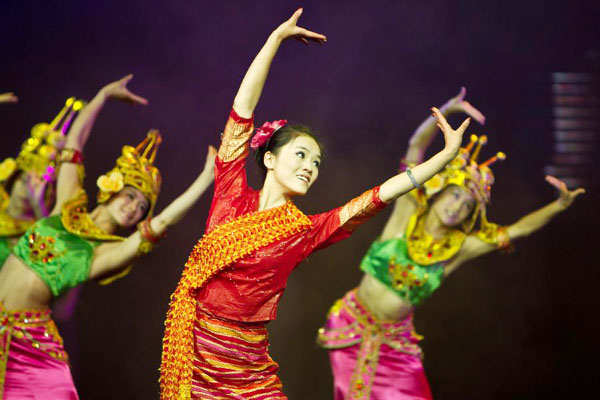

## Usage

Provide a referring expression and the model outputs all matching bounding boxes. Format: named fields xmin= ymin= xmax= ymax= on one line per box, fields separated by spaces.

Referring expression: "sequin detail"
xmin=339 ymin=187 xmax=385 ymax=232
xmin=317 ymin=290 xmax=423 ymax=400
xmin=217 ymin=112 xmax=254 ymax=163
xmin=160 ymin=201 xmax=311 ymax=400
xmin=388 ymin=257 xmax=426 ymax=291
xmin=27 ymin=232 xmax=61 ymax=264
xmin=406 ymin=213 xmax=466 ymax=265
xmin=0 ymin=304 xmax=68 ymax=398
xmin=61 ymin=189 xmax=125 ymax=242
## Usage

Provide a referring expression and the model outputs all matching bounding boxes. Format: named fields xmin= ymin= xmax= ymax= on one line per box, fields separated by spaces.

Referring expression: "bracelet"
xmin=405 ymin=167 xmax=421 ymax=189
xmin=57 ymin=148 xmax=84 ymax=164
xmin=137 ymin=219 xmax=164 ymax=254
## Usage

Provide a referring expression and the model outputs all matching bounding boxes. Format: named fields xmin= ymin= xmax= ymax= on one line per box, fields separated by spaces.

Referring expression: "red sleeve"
xmin=304 ymin=186 xmax=388 ymax=255
xmin=213 ymin=109 xmax=254 ymax=199
xmin=207 ymin=109 xmax=255 ymax=230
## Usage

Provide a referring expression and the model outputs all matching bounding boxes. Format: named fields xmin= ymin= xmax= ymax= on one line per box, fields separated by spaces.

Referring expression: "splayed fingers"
xmin=275 ymin=8 xmax=327 ymax=44
xmin=545 ymin=175 xmax=585 ymax=208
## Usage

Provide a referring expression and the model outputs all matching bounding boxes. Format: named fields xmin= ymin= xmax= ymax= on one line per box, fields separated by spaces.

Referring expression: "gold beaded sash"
xmin=159 ymin=201 xmax=312 ymax=400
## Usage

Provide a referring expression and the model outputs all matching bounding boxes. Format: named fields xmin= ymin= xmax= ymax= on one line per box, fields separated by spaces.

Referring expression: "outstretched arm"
xmin=88 ymin=146 xmax=217 ymax=280
xmin=232 ymin=8 xmax=326 ymax=118
xmin=0 ymin=92 xmax=18 ymax=103
xmin=378 ymin=108 xmax=470 ymax=203
xmin=382 ymin=89 xmax=485 ymax=239
xmin=447 ymin=176 xmax=585 ymax=273
xmin=151 ymin=146 xmax=217 ymax=231
xmin=507 ymin=175 xmax=585 ymax=239
xmin=52 ymin=75 xmax=148 ymax=213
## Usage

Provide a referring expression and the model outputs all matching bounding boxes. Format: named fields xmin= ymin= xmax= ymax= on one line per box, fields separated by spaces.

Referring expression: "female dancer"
xmin=1 ymin=97 xmax=84 ymax=266
xmin=0 ymin=75 xmax=217 ymax=399
xmin=317 ymin=89 xmax=585 ymax=400
xmin=159 ymin=9 xmax=472 ymax=400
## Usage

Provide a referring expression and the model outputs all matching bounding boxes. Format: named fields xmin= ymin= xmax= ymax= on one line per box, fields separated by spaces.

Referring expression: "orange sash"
xmin=160 ymin=201 xmax=311 ymax=400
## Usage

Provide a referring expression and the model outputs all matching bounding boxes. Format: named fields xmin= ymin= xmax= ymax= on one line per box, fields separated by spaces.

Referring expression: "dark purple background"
xmin=2 ymin=1 xmax=599 ymax=398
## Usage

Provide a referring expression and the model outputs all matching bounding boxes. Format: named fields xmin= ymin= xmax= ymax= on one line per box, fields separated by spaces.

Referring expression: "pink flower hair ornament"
xmin=250 ymin=119 xmax=288 ymax=150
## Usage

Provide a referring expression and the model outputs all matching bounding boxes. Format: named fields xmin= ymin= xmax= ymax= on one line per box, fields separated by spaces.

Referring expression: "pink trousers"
xmin=318 ymin=289 xmax=433 ymax=400
xmin=1 ymin=303 xmax=78 ymax=400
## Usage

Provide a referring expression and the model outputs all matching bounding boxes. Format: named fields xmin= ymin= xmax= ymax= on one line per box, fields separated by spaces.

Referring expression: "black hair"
xmin=253 ymin=124 xmax=325 ymax=176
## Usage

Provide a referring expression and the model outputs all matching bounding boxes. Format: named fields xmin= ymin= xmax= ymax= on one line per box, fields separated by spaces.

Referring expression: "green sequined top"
xmin=12 ymin=215 xmax=101 ymax=297
xmin=9 ymin=189 xmax=126 ymax=298
xmin=0 ymin=238 xmax=11 ymax=266
xmin=359 ymin=236 xmax=445 ymax=306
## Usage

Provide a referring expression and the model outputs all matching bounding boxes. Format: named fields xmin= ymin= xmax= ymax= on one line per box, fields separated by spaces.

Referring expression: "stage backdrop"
xmin=1 ymin=1 xmax=599 ymax=399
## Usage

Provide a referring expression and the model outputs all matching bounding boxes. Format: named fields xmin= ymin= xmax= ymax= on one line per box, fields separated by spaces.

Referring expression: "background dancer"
xmin=318 ymin=90 xmax=585 ymax=399
xmin=1 ymin=98 xmax=84 ymax=266
xmin=0 ymin=75 xmax=216 ymax=399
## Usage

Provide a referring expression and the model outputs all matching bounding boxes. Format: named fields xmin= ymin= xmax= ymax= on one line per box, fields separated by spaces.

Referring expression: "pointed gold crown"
xmin=0 ymin=97 xmax=85 ymax=184
xmin=422 ymin=134 xmax=506 ymax=231
xmin=96 ymin=130 xmax=162 ymax=219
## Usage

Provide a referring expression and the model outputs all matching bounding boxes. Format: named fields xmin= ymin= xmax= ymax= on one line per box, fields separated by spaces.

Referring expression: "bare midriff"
xmin=0 ymin=254 xmax=52 ymax=310
xmin=357 ymin=273 xmax=413 ymax=321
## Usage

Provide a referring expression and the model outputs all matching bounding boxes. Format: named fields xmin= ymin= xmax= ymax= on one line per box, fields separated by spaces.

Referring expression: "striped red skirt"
xmin=192 ymin=306 xmax=286 ymax=399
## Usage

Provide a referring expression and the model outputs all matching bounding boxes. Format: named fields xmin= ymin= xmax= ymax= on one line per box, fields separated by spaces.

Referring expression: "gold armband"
xmin=137 ymin=219 xmax=165 ymax=254
xmin=475 ymin=223 xmax=514 ymax=253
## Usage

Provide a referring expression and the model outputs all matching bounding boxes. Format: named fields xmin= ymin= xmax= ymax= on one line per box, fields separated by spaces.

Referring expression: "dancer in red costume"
xmin=159 ymin=9 xmax=473 ymax=400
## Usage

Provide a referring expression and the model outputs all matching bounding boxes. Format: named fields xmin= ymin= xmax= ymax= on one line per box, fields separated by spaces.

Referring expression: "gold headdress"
xmin=96 ymin=130 xmax=162 ymax=219
xmin=0 ymin=97 xmax=85 ymax=184
xmin=420 ymin=134 xmax=506 ymax=232
xmin=0 ymin=97 xmax=85 ymax=215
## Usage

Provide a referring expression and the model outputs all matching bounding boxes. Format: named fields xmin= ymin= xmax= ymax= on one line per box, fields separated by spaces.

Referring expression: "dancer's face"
xmin=8 ymin=172 xmax=46 ymax=219
xmin=264 ymin=135 xmax=321 ymax=196
xmin=106 ymin=186 xmax=149 ymax=228
xmin=431 ymin=185 xmax=475 ymax=227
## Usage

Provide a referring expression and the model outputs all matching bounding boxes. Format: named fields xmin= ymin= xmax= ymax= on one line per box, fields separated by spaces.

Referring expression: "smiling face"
xmin=105 ymin=186 xmax=150 ymax=228
xmin=430 ymin=185 xmax=476 ymax=228
xmin=263 ymin=135 xmax=321 ymax=197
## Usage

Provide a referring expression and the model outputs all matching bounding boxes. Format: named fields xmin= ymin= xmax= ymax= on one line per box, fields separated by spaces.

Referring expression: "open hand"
xmin=445 ymin=87 xmax=486 ymax=125
xmin=545 ymin=175 xmax=585 ymax=209
xmin=100 ymin=74 xmax=148 ymax=105
xmin=273 ymin=8 xmax=327 ymax=45
xmin=431 ymin=107 xmax=470 ymax=157
xmin=0 ymin=92 xmax=18 ymax=103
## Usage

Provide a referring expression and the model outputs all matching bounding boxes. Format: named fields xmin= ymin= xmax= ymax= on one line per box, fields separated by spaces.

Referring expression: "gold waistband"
xmin=0 ymin=302 xmax=51 ymax=326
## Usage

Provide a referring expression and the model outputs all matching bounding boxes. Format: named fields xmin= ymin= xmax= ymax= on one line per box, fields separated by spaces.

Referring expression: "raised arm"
xmin=446 ymin=175 xmax=585 ymax=273
xmin=0 ymin=92 xmax=18 ymax=103
xmin=88 ymin=146 xmax=217 ymax=280
xmin=23 ymin=172 xmax=51 ymax=219
xmin=52 ymin=75 xmax=148 ymax=213
xmin=405 ymin=87 xmax=486 ymax=164
xmin=232 ymin=8 xmax=326 ymax=119
xmin=378 ymin=108 xmax=470 ymax=203
xmin=381 ymin=89 xmax=485 ymax=239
